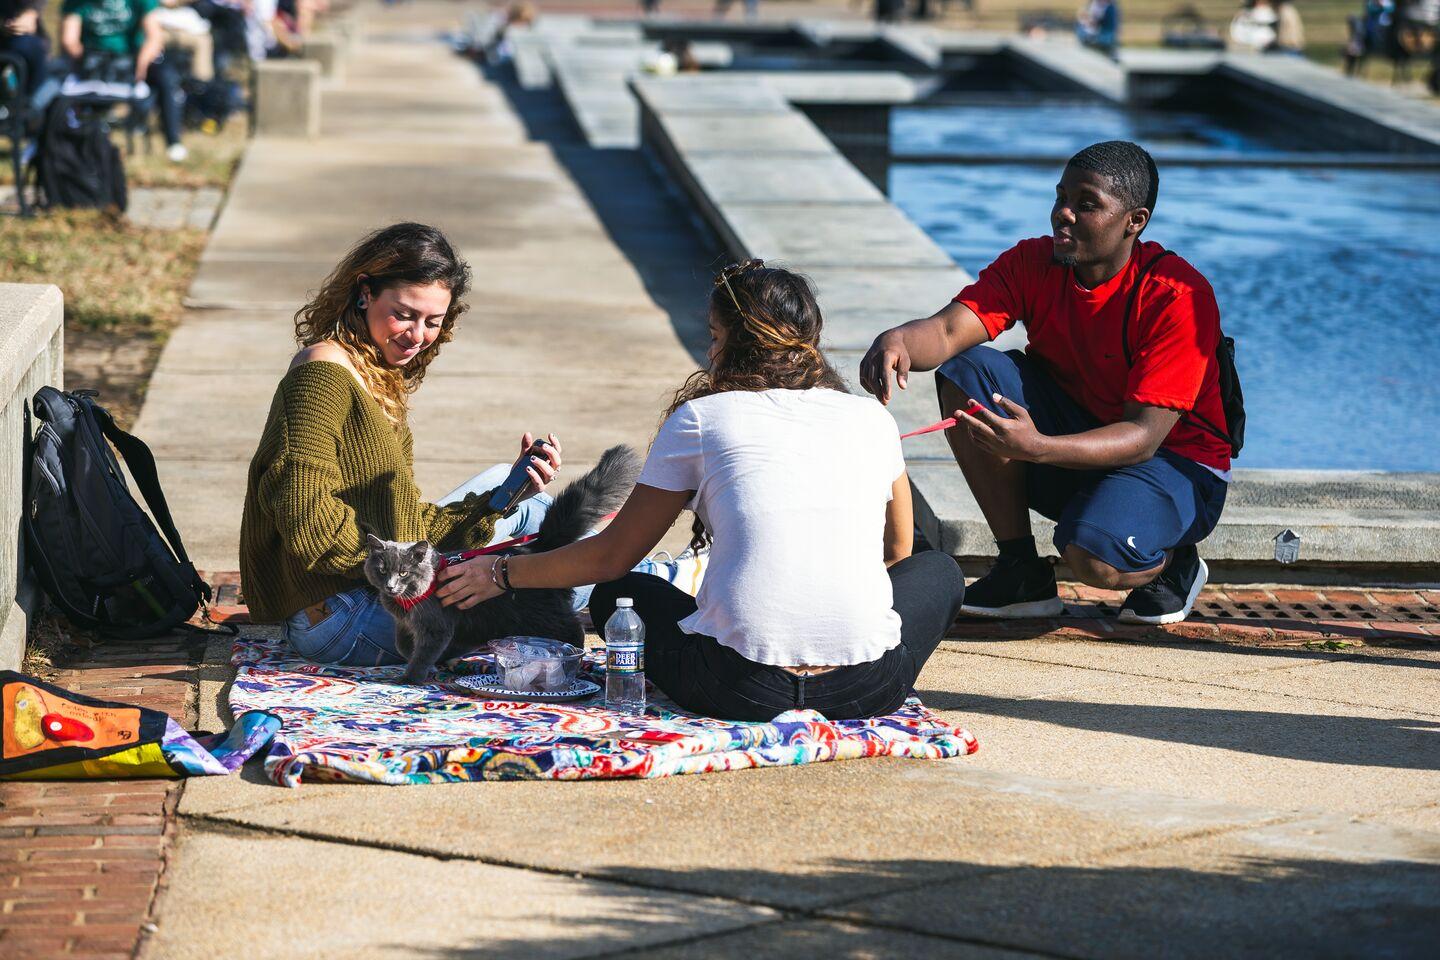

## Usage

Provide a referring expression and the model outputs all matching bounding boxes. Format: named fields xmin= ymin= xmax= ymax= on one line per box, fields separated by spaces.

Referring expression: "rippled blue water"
xmin=890 ymin=106 xmax=1440 ymax=472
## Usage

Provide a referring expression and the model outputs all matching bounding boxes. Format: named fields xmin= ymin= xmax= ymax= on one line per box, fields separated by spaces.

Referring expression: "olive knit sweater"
xmin=240 ymin=361 xmax=500 ymax=623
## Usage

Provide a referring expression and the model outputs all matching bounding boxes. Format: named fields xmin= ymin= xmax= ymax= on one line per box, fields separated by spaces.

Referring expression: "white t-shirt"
xmin=638 ymin=388 xmax=906 ymax=667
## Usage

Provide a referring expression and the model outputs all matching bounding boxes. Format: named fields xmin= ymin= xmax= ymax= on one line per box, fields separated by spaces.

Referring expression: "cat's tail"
xmin=533 ymin=444 xmax=643 ymax=551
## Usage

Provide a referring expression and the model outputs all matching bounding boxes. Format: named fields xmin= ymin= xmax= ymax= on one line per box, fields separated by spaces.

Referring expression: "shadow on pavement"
xmin=919 ymin=691 xmax=1440 ymax=770
xmin=482 ymin=62 xmax=721 ymax=367
xmin=397 ymin=854 xmax=1440 ymax=959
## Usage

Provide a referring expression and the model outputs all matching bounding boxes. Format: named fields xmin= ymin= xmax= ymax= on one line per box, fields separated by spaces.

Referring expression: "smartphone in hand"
xmin=487 ymin=439 xmax=553 ymax=516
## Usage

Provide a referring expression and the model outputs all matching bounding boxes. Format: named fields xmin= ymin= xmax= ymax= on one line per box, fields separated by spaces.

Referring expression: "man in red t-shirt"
xmin=860 ymin=141 xmax=1231 ymax=624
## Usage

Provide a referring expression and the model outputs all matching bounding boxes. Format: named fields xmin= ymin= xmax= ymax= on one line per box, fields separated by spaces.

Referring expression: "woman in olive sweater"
xmin=239 ymin=223 xmax=564 ymax=666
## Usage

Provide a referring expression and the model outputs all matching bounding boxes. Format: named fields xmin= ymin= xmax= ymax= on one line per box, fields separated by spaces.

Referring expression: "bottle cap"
xmin=616 ymin=598 xmax=633 ymax=608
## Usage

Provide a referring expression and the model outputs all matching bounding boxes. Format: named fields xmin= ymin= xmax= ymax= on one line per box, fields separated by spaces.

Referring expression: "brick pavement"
xmin=0 ymin=634 xmax=203 ymax=960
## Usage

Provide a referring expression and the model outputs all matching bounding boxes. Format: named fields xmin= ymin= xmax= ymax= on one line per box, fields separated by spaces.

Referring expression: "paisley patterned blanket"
xmin=229 ymin=639 xmax=978 ymax=786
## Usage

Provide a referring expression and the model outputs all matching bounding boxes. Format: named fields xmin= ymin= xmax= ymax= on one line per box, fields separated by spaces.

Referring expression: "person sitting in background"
xmin=242 ymin=0 xmax=301 ymax=61
xmin=155 ymin=0 xmax=214 ymax=80
xmin=1077 ymin=0 xmax=1120 ymax=55
xmin=1273 ymin=0 xmax=1305 ymax=52
xmin=438 ymin=262 xmax=967 ymax=723
xmin=2 ymin=0 xmax=50 ymax=102
xmin=1229 ymin=0 xmax=1279 ymax=50
xmin=60 ymin=0 xmax=188 ymax=160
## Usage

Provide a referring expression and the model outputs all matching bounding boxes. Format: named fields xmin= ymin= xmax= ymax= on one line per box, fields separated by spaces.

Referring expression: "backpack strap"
xmin=87 ymin=401 xmax=212 ymax=604
xmin=1120 ymin=248 xmax=1174 ymax=367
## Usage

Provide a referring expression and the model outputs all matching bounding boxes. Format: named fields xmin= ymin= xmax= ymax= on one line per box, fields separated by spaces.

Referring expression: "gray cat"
xmin=363 ymin=445 xmax=641 ymax=684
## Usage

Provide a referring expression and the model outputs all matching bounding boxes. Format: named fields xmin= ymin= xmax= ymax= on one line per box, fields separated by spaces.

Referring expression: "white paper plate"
xmin=450 ymin=672 xmax=601 ymax=702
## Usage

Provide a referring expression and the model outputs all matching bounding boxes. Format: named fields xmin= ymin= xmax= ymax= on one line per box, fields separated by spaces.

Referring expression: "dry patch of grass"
xmin=2 ymin=210 xmax=206 ymax=426
xmin=21 ymin=613 xmax=95 ymax=680
xmin=121 ymin=114 xmax=250 ymax=189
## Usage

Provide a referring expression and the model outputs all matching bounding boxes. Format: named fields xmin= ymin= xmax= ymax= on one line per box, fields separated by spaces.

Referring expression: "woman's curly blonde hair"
xmin=293 ymin=223 xmax=471 ymax=426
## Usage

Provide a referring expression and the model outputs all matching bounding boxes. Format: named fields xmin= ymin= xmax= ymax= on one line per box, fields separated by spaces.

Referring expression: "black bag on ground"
xmin=24 ymin=387 xmax=211 ymax=639
xmin=31 ymin=96 xmax=128 ymax=212
xmin=182 ymin=77 xmax=241 ymax=131
xmin=1123 ymin=249 xmax=1247 ymax=458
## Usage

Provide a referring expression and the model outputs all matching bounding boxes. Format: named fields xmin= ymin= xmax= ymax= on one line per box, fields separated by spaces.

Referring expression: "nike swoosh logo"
xmin=1126 ymin=536 xmax=1138 ymax=549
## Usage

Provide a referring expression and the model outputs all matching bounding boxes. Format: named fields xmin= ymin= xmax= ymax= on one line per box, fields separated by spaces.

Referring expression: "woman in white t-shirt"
xmin=435 ymin=261 xmax=966 ymax=721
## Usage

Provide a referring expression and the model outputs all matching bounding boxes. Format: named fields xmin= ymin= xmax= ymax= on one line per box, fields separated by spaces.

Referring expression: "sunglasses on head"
xmin=713 ymin=259 xmax=764 ymax=317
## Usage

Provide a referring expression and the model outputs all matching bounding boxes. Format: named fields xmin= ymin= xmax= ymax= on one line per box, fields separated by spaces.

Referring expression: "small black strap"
xmin=1120 ymin=249 xmax=1174 ymax=367
xmin=87 ymin=401 xmax=211 ymax=604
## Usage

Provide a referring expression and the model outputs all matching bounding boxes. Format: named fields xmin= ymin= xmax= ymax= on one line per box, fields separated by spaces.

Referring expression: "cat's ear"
xmin=411 ymin=540 xmax=433 ymax=559
xmin=366 ymin=533 xmax=385 ymax=552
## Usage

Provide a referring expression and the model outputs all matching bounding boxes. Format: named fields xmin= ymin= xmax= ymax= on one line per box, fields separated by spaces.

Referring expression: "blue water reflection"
xmin=891 ymin=108 xmax=1440 ymax=471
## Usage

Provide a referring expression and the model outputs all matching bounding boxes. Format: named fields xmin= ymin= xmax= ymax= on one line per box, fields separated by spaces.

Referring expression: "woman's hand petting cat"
xmin=520 ymin=432 xmax=563 ymax=497
xmin=436 ymin=555 xmax=503 ymax=609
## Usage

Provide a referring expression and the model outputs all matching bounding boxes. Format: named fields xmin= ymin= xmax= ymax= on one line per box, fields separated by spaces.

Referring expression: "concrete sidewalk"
xmin=136 ymin=3 xmax=1440 ymax=957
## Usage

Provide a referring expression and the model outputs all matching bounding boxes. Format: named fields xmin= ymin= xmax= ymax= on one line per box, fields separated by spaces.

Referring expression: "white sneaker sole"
xmin=959 ymin=596 xmax=1066 ymax=619
xmin=1118 ymin=558 xmax=1209 ymax=625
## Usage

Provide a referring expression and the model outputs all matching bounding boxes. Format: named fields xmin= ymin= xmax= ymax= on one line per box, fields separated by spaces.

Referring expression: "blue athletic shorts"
xmin=936 ymin=345 xmax=1228 ymax=574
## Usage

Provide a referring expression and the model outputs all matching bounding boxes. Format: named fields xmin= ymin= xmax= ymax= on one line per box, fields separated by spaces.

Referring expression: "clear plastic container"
xmin=489 ymin=637 xmax=583 ymax=692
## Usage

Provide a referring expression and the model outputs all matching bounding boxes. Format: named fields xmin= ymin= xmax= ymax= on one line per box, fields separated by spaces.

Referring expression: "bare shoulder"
xmin=290 ymin=341 xmax=358 ymax=376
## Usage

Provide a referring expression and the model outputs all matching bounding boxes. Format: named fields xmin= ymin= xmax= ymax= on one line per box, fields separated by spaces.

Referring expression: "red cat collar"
xmin=389 ymin=533 xmax=536 ymax=611
xmin=386 ymin=509 xmax=619 ymax=611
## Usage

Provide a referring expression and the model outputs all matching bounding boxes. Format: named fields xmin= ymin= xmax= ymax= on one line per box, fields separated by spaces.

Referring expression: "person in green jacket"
xmin=239 ymin=222 xmax=567 ymax=666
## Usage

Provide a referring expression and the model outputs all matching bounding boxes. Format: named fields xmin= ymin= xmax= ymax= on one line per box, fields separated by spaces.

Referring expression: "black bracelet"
xmin=496 ymin=554 xmax=513 ymax=592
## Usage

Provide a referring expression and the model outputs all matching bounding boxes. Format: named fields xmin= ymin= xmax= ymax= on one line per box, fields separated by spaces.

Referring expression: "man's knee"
xmin=1063 ymin=545 xmax=1159 ymax=590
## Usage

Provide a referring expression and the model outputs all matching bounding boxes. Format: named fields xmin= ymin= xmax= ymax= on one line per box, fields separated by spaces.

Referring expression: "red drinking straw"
xmin=899 ymin=402 xmax=985 ymax=440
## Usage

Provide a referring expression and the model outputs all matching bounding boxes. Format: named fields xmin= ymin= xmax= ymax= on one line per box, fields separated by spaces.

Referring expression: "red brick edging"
xmin=0 ymin=636 xmax=199 ymax=960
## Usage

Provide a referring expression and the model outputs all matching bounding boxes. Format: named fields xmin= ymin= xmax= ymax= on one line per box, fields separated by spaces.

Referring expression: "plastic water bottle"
xmin=604 ymin=598 xmax=646 ymax=715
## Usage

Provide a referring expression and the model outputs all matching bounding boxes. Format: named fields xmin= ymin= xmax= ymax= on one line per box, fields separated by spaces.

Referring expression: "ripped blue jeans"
xmin=281 ymin=464 xmax=670 ymax=667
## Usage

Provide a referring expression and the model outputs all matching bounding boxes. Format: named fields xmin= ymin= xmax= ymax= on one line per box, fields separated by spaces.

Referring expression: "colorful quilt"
xmin=229 ymin=639 xmax=979 ymax=787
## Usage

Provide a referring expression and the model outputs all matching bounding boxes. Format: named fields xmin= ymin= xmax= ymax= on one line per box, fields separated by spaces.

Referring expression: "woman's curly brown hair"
xmin=664 ymin=261 xmax=846 ymax=548
xmin=293 ymin=223 xmax=471 ymax=426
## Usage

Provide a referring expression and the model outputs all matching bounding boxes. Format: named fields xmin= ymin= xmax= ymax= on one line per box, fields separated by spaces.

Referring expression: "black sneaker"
xmin=960 ymin=555 xmax=1065 ymax=619
xmin=1118 ymin=544 xmax=1209 ymax=625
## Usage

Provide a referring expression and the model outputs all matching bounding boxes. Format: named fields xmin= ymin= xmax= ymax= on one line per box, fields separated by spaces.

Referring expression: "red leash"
xmin=393 ymin=511 xmax=620 ymax=610
xmin=899 ymin=402 xmax=984 ymax=440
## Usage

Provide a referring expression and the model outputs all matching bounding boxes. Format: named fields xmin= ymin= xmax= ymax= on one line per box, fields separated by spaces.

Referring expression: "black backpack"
xmin=31 ymin=96 xmax=128 ymax=212
xmin=24 ymin=387 xmax=211 ymax=640
xmin=1123 ymin=249 xmax=1247 ymax=457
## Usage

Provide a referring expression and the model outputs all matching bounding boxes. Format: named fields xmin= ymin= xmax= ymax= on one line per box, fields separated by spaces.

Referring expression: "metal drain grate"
xmin=1191 ymin=599 xmax=1440 ymax=623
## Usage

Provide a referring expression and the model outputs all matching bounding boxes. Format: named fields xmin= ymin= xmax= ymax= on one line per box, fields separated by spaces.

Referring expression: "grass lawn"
xmin=1 ymin=210 xmax=207 ymax=428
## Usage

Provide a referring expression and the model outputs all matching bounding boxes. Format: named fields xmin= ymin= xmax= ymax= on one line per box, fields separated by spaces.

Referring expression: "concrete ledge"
xmin=302 ymin=34 xmax=346 ymax=83
xmin=253 ymin=60 xmax=321 ymax=139
xmin=0 ymin=283 xmax=64 ymax=671
xmin=908 ymin=463 xmax=1440 ymax=566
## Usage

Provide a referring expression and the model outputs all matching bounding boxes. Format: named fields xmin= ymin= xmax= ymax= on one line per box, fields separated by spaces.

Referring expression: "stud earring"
xmin=357 ymin=297 xmax=367 ymax=309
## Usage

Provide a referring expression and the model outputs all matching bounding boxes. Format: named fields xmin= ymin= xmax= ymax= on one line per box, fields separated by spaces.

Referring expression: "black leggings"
xmin=589 ymin=551 xmax=965 ymax=722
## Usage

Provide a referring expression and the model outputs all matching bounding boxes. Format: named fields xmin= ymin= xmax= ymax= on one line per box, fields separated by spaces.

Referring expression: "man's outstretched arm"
xmin=859 ymin=301 xmax=991 ymax=405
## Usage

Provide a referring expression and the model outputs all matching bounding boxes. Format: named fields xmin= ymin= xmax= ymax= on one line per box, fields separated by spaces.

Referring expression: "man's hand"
xmin=4 ymin=9 xmax=39 ymax=35
xmin=860 ymin=330 xmax=911 ymax=405
xmin=954 ymin=394 xmax=1051 ymax=463
xmin=437 ymin=555 xmax=502 ymax=609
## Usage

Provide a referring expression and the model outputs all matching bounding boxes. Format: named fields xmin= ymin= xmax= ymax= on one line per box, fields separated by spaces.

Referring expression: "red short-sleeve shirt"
xmin=955 ymin=237 xmax=1231 ymax=473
